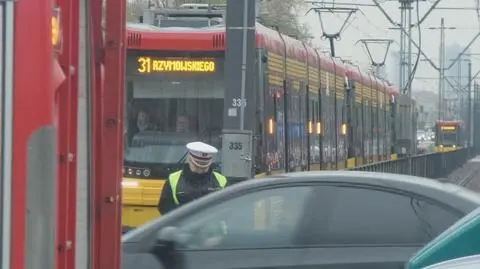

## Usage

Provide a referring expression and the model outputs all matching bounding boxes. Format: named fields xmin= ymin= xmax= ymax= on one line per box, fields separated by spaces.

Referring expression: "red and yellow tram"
xmin=121 ymin=12 xmax=416 ymax=229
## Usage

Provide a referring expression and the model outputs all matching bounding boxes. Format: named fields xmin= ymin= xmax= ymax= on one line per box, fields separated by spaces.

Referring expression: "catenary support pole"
xmin=468 ymin=60 xmax=472 ymax=146
xmin=222 ymin=0 xmax=256 ymax=182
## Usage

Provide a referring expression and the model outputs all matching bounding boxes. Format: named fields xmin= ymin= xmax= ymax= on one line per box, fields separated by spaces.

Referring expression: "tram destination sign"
xmin=440 ymin=126 xmax=457 ymax=132
xmin=135 ymin=56 xmax=217 ymax=74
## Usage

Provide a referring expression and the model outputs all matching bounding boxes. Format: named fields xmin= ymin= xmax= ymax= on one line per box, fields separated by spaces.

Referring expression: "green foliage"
xmin=216 ymin=0 xmax=312 ymax=42
xmin=257 ymin=0 xmax=312 ymax=43
xmin=126 ymin=0 xmax=147 ymax=23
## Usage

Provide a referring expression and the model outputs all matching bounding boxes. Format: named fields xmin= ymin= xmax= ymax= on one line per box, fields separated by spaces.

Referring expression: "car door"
xmin=298 ymin=184 xmax=463 ymax=269
xmin=154 ymin=185 xmax=317 ymax=269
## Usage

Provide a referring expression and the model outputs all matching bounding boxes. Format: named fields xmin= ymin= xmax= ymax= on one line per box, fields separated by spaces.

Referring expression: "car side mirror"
xmin=152 ymin=226 xmax=184 ymax=267
xmin=156 ymin=226 xmax=180 ymax=248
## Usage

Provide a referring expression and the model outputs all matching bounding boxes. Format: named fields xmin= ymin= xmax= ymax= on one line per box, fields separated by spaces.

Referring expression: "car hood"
xmin=406 ymin=206 xmax=480 ymax=269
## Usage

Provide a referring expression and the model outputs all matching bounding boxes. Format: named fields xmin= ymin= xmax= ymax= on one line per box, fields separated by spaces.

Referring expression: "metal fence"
xmin=349 ymin=148 xmax=476 ymax=179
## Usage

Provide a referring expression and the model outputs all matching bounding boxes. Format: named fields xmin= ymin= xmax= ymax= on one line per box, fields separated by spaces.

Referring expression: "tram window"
xmin=441 ymin=132 xmax=458 ymax=146
xmin=124 ymin=76 xmax=224 ymax=166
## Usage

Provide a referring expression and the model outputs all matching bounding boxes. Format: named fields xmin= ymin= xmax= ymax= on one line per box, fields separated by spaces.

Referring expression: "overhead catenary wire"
xmin=444 ymin=69 xmax=480 ymax=92
xmin=372 ymin=0 xmax=480 ymax=73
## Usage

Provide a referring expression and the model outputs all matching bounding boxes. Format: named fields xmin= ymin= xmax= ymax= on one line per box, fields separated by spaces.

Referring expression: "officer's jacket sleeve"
xmin=158 ymin=180 xmax=176 ymax=215
xmin=224 ymin=177 xmax=232 ymax=188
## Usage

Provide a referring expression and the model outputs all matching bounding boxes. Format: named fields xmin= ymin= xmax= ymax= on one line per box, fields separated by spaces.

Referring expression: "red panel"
xmin=12 ymin=0 xmax=55 ymax=268
xmin=305 ymin=46 xmax=319 ymax=68
xmin=90 ymin=0 xmax=104 ymax=268
xmin=437 ymin=120 xmax=462 ymax=126
xmin=345 ymin=66 xmax=362 ymax=83
xmin=56 ymin=0 xmax=79 ymax=268
xmin=91 ymin=0 xmax=125 ymax=268
xmin=52 ymin=60 xmax=67 ymax=90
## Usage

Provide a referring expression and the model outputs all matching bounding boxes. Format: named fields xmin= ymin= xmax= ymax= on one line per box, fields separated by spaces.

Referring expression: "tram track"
xmin=445 ymin=157 xmax=480 ymax=189
xmin=459 ymin=174 xmax=476 ymax=187
xmin=454 ymin=159 xmax=480 ymax=189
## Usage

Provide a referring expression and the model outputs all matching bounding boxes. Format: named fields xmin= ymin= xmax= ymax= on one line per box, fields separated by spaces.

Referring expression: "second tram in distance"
xmin=435 ymin=120 xmax=465 ymax=152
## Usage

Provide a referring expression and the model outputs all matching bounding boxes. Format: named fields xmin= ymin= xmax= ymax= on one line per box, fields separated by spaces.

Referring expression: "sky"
xmin=298 ymin=0 xmax=480 ymax=93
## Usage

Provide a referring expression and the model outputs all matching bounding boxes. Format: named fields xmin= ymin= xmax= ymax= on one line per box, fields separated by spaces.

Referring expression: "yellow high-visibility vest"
xmin=168 ymin=170 xmax=227 ymax=205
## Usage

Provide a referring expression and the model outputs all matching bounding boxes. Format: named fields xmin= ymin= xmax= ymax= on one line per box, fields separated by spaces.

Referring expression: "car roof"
xmin=123 ymin=171 xmax=480 ymax=243
xmin=248 ymin=171 xmax=479 ymax=196
xmin=181 ymin=171 xmax=480 ymax=215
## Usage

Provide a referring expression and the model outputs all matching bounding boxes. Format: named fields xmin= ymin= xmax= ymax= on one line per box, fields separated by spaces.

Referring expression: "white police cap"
xmin=186 ymin=141 xmax=218 ymax=160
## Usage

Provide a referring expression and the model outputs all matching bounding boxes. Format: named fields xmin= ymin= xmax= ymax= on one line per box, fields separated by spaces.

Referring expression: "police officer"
xmin=158 ymin=141 xmax=228 ymax=215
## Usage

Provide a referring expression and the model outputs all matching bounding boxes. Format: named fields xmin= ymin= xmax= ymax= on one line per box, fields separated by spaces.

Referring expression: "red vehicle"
xmin=5 ymin=0 xmax=125 ymax=268
xmin=6 ymin=0 xmax=66 ymax=268
xmin=121 ymin=10 xmax=416 ymax=229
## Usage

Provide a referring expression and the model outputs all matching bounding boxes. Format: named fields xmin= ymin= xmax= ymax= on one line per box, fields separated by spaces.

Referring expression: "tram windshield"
xmin=436 ymin=123 xmax=460 ymax=146
xmin=125 ymin=53 xmax=224 ymax=167
xmin=440 ymin=132 xmax=458 ymax=146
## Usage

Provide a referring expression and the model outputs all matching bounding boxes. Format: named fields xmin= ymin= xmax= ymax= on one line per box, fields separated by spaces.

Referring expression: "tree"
xmin=126 ymin=0 xmax=312 ymax=42
xmin=126 ymin=0 xmax=149 ymax=22
xmin=257 ymin=0 xmax=312 ymax=43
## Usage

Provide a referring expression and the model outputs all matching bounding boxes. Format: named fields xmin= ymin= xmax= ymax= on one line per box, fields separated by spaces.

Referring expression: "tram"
xmin=121 ymin=7 xmax=417 ymax=230
xmin=435 ymin=120 xmax=465 ymax=152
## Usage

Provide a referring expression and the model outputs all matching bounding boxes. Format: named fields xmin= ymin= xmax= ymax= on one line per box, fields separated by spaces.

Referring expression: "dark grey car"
xmin=122 ymin=171 xmax=480 ymax=269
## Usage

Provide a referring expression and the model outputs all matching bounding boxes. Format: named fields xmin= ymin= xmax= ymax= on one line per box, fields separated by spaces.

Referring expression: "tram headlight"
xmin=143 ymin=169 xmax=151 ymax=177
xmin=122 ymin=180 xmax=139 ymax=188
xmin=127 ymin=168 xmax=133 ymax=175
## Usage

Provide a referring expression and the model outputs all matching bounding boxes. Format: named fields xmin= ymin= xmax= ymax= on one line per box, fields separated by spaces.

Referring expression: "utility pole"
xmin=386 ymin=0 xmax=423 ymax=94
xmin=439 ymin=17 xmax=445 ymax=121
xmin=427 ymin=18 xmax=456 ymax=120
xmin=222 ymin=0 xmax=256 ymax=182
xmin=468 ymin=60 xmax=472 ymax=147
xmin=474 ymin=81 xmax=478 ymax=152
